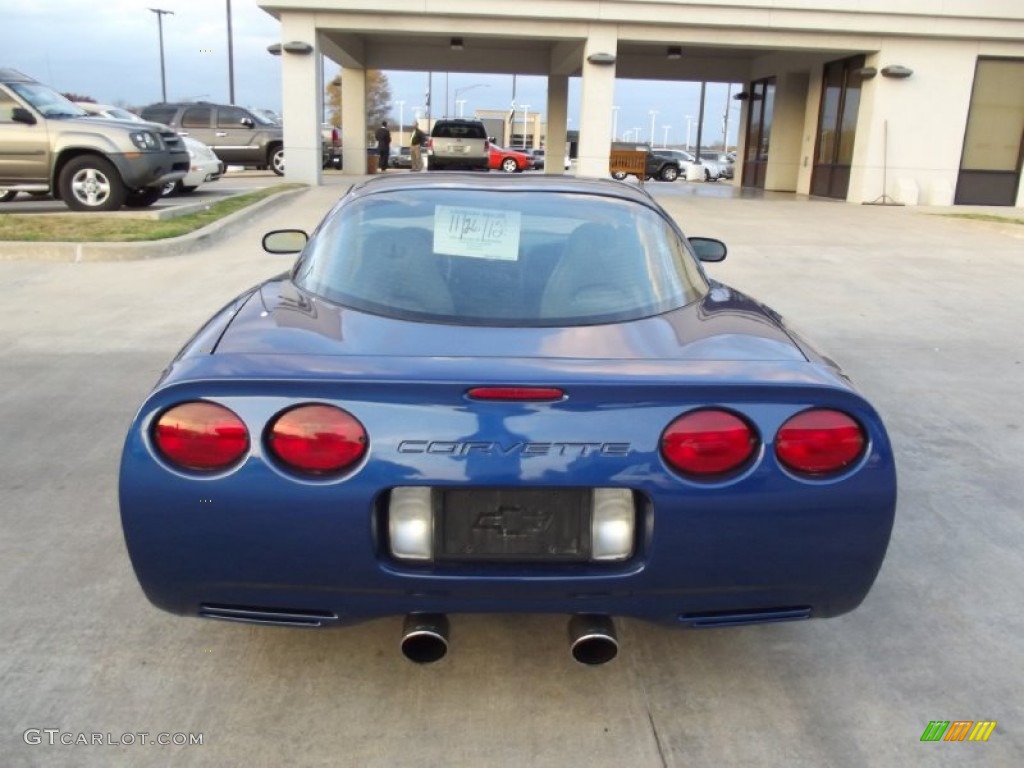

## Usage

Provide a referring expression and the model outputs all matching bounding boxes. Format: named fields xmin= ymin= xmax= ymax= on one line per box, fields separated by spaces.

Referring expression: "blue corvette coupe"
xmin=120 ymin=174 xmax=896 ymax=665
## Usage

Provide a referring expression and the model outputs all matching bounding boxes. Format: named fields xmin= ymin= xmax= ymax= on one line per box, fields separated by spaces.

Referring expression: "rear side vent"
xmin=678 ymin=607 xmax=811 ymax=629
xmin=199 ymin=604 xmax=338 ymax=627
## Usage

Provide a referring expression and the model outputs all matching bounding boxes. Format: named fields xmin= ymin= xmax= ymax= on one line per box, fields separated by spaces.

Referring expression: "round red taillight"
xmin=661 ymin=409 xmax=757 ymax=476
xmin=153 ymin=401 xmax=249 ymax=471
xmin=267 ymin=404 xmax=367 ymax=475
xmin=775 ymin=409 xmax=865 ymax=475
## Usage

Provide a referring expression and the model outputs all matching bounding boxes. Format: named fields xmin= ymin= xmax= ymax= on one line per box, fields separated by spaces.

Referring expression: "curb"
xmin=0 ymin=186 xmax=308 ymax=262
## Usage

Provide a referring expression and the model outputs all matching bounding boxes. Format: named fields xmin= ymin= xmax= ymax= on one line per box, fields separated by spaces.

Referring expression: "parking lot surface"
xmin=1 ymin=180 xmax=1021 ymax=767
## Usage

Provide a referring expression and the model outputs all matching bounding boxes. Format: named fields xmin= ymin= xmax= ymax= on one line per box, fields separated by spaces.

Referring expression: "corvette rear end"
xmin=119 ymin=175 xmax=896 ymax=663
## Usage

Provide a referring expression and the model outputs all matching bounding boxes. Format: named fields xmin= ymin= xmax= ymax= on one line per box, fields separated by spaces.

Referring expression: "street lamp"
xmin=455 ymin=99 xmax=466 ymax=117
xmin=453 ymin=83 xmax=489 ymax=119
xmin=648 ymin=109 xmax=658 ymax=147
xmin=685 ymin=115 xmax=696 ymax=151
xmin=662 ymin=125 xmax=671 ymax=148
xmin=520 ymin=104 xmax=531 ymax=148
xmin=149 ymin=8 xmax=174 ymax=103
xmin=225 ymin=1 xmax=235 ymax=104
xmin=395 ymin=100 xmax=405 ymax=146
xmin=611 ymin=105 xmax=620 ymax=141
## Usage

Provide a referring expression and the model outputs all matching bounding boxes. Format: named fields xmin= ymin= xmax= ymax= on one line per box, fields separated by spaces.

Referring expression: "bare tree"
xmin=326 ymin=69 xmax=393 ymax=140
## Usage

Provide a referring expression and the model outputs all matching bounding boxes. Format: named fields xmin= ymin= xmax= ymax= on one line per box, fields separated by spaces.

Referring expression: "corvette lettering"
xmin=397 ymin=440 xmax=631 ymax=457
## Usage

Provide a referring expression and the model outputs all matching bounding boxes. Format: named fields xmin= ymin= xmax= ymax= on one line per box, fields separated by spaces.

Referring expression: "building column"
xmin=576 ymin=27 xmax=618 ymax=179
xmin=280 ymin=12 xmax=321 ymax=185
xmin=546 ymin=75 xmax=569 ymax=175
xmin=340 ymin=67 xmax=368 ymax=175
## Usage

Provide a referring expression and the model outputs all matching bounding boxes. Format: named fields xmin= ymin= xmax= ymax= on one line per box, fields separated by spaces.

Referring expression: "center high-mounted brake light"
xmin=467 ymin=387 xmax=565 ymax=401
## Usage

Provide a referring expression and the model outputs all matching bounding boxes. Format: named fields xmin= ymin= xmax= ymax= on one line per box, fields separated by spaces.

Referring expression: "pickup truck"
xmin=609 ymin=143 xmax=682 ymax=182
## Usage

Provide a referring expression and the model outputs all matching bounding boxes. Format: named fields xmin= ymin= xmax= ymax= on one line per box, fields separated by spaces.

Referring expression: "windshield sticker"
xmin=433 ymin=205 xmax=521 ymax=260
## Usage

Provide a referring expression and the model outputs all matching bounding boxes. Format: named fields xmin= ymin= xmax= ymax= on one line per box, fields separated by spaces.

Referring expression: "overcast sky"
xmin=2 ymin=0 xmax=741 ymax=148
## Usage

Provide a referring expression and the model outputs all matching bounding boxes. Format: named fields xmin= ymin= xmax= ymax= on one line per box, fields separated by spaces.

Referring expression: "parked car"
xmin=0 ymin=68 xmax=188 ymax=210
xmin=161 ymin=136 xmax=224 ymax=196
xmin=322 ymin=123 xmax=342 ymax=169
xmin=655 ymin=149 xmax=724 ymax=181
xmin=74 ymin=102 xmax=145 ymax=122
xmin=140 ymin=101 xmax=287 ymax=175
xmin=609 ymin=144 xmax=682 ymax=182
xmin=119 ymin=173 xmax=896 ymax=667
xmin=488 ymin=143 xmax=532 ymax=173
xmin=699 ymin=152 xmax=735 ymax=180
xmin=426 ymin=118 xmax=489 ymax=171
xmin=74 ymin=102 xmax=223 ymax=195
xmin=528 ymin=148 xmax=571 ymax=170
xmin=390 ymin=146 xmax=413 ymax=169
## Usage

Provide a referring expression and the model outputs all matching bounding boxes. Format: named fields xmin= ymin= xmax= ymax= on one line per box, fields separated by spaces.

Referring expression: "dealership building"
xmin=261 ymin=0 xmax=1024 ymax=207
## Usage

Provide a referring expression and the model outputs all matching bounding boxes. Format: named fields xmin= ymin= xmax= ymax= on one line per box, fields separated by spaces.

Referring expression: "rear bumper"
xmin=121 ymin=465 xmax=895 ymax=629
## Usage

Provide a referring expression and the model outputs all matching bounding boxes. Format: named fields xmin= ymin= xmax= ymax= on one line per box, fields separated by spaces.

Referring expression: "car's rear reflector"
xmin=267 ymin=404 xmax=367 ymax=475
xmin=775 ymin=409 xmax=865 ymax=475
xmin=467 ymin=386 xmax=565 ymax=401
xmin=153 ymin=401 xmax=249 ymax=472
xmin=661 ymin=409 xmax=757 ymax=476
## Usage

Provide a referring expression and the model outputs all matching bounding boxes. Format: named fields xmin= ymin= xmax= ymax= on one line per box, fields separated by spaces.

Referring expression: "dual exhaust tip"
xmin=400 ymin=613 xmax=618 ymax=665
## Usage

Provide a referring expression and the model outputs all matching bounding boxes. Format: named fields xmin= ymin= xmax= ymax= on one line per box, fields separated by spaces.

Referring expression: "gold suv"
xmin=0 ymin=68 xmax=189 ymax=211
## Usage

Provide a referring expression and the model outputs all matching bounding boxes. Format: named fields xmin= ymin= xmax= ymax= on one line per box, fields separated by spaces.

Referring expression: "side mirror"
xmin=263 ymin=229 xmax=308 ymax=254
xmin=12 ymin=107 xmax=36 ymax=126
xmin=688 ymin=237 xmax=727 ymax=263
xmin=240 ymin=117 xmax=255 ymax=128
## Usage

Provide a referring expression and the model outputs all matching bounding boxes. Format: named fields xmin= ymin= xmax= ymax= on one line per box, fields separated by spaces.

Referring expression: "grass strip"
xmin=0 ymin=184 xmax=305 ymax=242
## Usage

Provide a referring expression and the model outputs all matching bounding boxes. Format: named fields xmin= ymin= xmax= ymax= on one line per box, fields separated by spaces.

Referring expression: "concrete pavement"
xmin=0 ymin=181 xmax=1021 ymax=767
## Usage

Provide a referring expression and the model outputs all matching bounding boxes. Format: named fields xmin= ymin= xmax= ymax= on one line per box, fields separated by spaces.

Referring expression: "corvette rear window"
xmin=293 ymin=189 xmax=708 ymax=327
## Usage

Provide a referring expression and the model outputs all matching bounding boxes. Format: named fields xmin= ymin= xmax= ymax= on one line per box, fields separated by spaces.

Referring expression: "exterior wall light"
xmin=282 ymin=41 xmax=314 ymax=55
xmin=266 ymin=43 xmax=282 ymax=56
xmin=450 ymin=37 xmax=464 ymax=51
xmin=667 ymin=46 xmax=682 ymax=60
xmin=881 ymin=65 xmax=913 ymax=79
xmin=587 ymin=52 xmax=616 ymax=66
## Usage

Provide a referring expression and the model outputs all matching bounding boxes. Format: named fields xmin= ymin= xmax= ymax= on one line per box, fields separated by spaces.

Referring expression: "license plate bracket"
xmin=436 ymin=488 xmax=590 ymax=562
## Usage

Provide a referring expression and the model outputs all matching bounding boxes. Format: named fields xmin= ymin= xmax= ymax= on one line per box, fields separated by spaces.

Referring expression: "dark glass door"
xmin=956 ymin=58 xmax=1024 ymax=206
xmin=811 ymin=56 xmax=865 ymax=199
xmin=742 ymin=77 xmax=775 ymax=188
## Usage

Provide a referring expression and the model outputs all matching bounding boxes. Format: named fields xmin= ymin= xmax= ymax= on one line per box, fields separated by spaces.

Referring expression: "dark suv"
xmin=141 ymin=102 xmax=287 ymax=175
xmin=427 ymin=119 xmax=489 ymax=171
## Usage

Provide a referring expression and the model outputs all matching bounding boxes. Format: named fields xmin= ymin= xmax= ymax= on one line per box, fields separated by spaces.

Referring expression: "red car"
xmin=488 ymin=144 xmax=532 ymax=173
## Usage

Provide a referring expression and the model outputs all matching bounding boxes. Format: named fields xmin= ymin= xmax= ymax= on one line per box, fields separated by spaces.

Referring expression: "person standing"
xmin=374 ymin=121 xmax=392 ymax=172
xmin=409 ymin=124 xmax=426 ymax=171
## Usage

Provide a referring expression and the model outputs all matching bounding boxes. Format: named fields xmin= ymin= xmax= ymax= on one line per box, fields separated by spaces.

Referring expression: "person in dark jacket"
xmin=374 ymin=121 xmax=392 ymax=172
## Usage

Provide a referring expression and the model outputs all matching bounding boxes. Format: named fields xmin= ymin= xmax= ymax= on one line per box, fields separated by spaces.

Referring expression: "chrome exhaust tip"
xmin=568 ymin=614 xmax=618 ymax=665
xmin=400 ymin=613 xmax=450 ymax=664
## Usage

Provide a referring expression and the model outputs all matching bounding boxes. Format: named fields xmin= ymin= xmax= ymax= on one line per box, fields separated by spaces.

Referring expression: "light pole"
xmin=455 ymin=100 xmax=466 ymax=117
xmin=225 ymin=1 xmax=235 ymax=104
xmin=395 ymin=100 xmax=405 ymax=146
xmin=648 ymin=109 xmax=658 ymax=147
xmin=611 ymin=105 xmax=620 ymax=141
xmin=149 ymin=8 xmax=174 ymax=103
xmin=453 ymin=83 xmax=489 ymax=119
xmin=662 ymin=125 xmax=671 ymax=148
xmin=685 ymin=115 xmax=696 ymax=151
xmin=520 ymin=104 xmax=531 ymax=148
